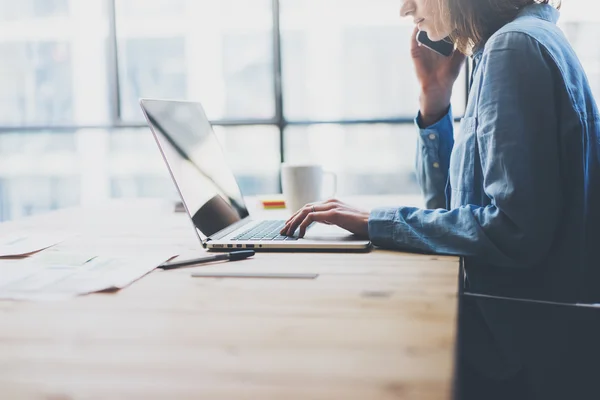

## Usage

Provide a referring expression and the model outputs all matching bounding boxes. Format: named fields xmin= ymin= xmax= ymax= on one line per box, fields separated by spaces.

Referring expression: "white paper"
xmin=0 ymin=253 xmax=174 ymax=301
xmin=0 ymin=232 xmax=72 ymax=258
xmin=29 ymin=250 xmax=97 ymax=266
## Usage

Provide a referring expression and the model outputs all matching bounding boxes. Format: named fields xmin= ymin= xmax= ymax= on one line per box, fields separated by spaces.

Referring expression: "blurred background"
xmin=0 ymin=0 xmax=597 ymax=221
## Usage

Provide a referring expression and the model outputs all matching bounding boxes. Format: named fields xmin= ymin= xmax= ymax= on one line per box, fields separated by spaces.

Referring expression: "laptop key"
xmin=227 ymin=220 xmax=292 ymax=243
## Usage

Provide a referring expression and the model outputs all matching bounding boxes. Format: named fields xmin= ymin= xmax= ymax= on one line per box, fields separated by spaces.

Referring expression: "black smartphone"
xmin=416 ymin=31 xmax=454 ymax=57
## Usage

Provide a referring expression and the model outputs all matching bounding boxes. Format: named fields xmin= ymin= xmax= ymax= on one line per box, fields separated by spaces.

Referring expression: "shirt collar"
xmin=517 ymin=3 xmax=560 ymax=24
xmin=471 ymin=4 xmax=560 ymax=58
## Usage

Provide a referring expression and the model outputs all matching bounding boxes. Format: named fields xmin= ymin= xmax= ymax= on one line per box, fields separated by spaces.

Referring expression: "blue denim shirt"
xmin=369 ymin=4 xmax=600 ymax=304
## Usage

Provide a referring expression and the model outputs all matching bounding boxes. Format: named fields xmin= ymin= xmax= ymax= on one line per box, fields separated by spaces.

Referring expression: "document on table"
xmin=0 ymin=252 xmax=175 ymax=301
xmin=0 ymin=232 xmax=72 ymax=258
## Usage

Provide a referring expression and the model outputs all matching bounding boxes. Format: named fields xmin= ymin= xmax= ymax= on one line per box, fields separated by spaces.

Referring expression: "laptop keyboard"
xmin=231 ymin=220 xmax=298 ymax=241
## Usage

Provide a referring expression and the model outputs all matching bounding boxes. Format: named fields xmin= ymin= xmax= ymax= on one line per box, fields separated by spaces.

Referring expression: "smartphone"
xmin=416 ymin=31 xmax=454 ymax=57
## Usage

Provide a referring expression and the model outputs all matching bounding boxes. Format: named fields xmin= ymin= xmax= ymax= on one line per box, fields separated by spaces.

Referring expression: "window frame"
xmin=0 ymin=0 xmax=470 ymax=166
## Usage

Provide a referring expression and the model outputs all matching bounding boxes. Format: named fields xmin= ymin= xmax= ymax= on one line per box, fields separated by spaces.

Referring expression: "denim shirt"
xmin=368 ymin=4 xmax=600 ymax=304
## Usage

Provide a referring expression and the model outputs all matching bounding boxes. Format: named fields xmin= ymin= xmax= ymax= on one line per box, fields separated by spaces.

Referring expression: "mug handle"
xmin=323 ymin=171 xmax=337 ymax=198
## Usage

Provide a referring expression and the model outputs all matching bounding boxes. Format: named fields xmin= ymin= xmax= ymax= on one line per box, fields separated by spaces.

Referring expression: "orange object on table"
xmin=260 ymin=198 xmax=286 ymax=209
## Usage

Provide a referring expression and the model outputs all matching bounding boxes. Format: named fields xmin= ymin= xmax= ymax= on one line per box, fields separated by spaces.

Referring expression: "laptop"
xmin=139 ymin=99 xmax=372 ymax=252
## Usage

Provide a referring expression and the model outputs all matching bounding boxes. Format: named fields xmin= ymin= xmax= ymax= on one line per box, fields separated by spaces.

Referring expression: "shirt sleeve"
xmin=414 ymin=107 xmax=454 ymax=210
xmin=369 ymin=32 xmax=562 ymax=268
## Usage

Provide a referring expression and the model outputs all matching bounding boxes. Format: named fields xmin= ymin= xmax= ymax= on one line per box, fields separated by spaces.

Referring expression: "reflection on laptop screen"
xmin=140 ymin=100 xmax=250 ymax=238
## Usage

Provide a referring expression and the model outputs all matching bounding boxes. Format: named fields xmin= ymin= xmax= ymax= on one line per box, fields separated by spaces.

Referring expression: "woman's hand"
xmin=280 ymin=199 xmax=370 ymax=239
xmin=411 ymin=27 xmax=466 ymax=126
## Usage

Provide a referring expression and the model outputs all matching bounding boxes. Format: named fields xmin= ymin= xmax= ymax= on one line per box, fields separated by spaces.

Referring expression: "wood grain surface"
xmin=0 ymin=197 xmax=460 ymax=400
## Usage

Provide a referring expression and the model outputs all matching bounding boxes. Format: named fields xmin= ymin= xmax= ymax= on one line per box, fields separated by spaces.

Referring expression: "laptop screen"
xmin=140 ymin=99 xmax=250 ymax=239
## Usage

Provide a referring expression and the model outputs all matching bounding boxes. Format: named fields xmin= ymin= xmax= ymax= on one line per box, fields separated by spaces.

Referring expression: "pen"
xmin=159 ymin=250 xmax=255 ymax=270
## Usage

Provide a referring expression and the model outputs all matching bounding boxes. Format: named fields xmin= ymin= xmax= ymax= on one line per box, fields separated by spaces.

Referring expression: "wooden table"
xmin=0 ymin=197 xmax=460 ymax=400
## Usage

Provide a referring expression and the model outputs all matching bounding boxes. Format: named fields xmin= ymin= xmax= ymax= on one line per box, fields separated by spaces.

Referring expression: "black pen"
xmin=159 ymin=250 xmax=255 ymax=270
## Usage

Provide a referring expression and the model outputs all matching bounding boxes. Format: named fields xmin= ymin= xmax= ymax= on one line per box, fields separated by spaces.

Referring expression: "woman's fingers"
xmin=284 ymin=204 xmax=309 ymax=225
xmin=282 ymin=202 xmax=338 ymax=236
xmin=282 ymin=201 xmax=330 ymax=233
xmin=282 ymin=204 xmax=314 ymax=235
xmin=284 ymin=203 xmax=335 ymax=236
xmin=410 ymin=26 xmax=420 ymax=52
xmin=298 ymin=210 xmax=338 ymax=238
xmin=277 ymin=200 xmax=369 ymax=238
xmin=282 ymin=204 xmax=311 ymax=233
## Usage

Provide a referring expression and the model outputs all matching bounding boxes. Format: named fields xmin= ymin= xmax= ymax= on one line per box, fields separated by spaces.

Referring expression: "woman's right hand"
xmin=410 ymin=27 xmax=466 ymax=126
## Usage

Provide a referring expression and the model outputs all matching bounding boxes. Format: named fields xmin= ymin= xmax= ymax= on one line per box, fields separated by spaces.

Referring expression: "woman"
xmin=281 ymin=0 xmax=600 ymax=398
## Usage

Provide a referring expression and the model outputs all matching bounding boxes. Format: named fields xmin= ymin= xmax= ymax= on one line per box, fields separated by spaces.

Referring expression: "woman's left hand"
xmin=280 ymin=199 xmax=370 ymax=238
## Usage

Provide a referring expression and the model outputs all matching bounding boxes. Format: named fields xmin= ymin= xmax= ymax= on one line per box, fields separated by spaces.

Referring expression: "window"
xmin=285 ymin=124 xmax=421 ymax=195
xmin=0 ymin=0 xmax=110 ymax=126
xmin=559 ymin=2 xmax=600 ymax=102
xmin=115 ymin=0 xmax=275 ymax=122
xmin=280 ymin=0 xmax=466 ymax=121
xmin=0 ymin=0 xmax=597 ymax=221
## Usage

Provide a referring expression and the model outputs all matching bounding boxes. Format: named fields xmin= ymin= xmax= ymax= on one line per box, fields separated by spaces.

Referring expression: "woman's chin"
xmin=422 ymin=26 xmax=452 ymax=41
xmin=426 ymin=32 xmax=446 ymax=41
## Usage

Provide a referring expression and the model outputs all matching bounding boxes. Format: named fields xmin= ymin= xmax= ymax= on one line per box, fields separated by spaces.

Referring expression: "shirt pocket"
xmin=450 ymin=117 xmax=477 ymax=196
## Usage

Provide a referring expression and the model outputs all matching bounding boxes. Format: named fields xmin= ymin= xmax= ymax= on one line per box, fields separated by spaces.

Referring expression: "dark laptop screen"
xmin=140 ymin=99 xmax=250 ymax=239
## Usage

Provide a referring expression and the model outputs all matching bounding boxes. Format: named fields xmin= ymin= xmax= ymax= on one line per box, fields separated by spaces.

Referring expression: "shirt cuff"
xmin=415 ymin=106 xmax=455 ymax=154
xmin=415 ymin=106 xmax=453 ymax=130
xmin=368 ymin=207 xmax=400 ymax=248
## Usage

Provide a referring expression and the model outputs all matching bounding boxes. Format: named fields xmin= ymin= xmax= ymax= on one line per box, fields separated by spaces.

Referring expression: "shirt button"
xmin=433 ymin=162 xmax=440 ymax=169
xmin=429 ymin=133 xmax=436 ymax=140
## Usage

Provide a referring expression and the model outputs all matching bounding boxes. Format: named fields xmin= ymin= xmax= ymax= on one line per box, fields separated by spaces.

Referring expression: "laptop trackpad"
xmin=302 ymin=223 xmax=360 ymax=241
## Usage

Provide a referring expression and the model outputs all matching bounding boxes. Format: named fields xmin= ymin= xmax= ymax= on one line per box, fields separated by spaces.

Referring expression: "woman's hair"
xmin=447 ymin=0 xmax=561 ymax=53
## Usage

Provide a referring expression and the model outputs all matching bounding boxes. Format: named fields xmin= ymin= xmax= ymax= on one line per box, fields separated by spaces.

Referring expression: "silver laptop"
xmin=139 ymin=99 xmax=371 ymax=252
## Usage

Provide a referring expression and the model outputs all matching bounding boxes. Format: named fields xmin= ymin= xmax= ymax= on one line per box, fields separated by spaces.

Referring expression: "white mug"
xmin=281 ymin=164 xmax=337 ymax=213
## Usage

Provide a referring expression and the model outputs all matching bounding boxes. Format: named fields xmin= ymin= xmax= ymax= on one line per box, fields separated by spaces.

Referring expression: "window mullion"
xmin=106 ymin=0 xmax=122 ymax=125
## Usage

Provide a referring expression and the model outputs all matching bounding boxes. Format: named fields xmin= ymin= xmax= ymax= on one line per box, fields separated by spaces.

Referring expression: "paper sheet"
xmin=0 ymin=232 xmax=72 ymax=258
xmin=0 ymin=253 xmax=174 ymax=301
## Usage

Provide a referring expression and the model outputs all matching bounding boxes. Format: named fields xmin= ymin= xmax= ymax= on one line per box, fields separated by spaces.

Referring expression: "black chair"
xmin=455 ymin=290 xmax=600 ymax=400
